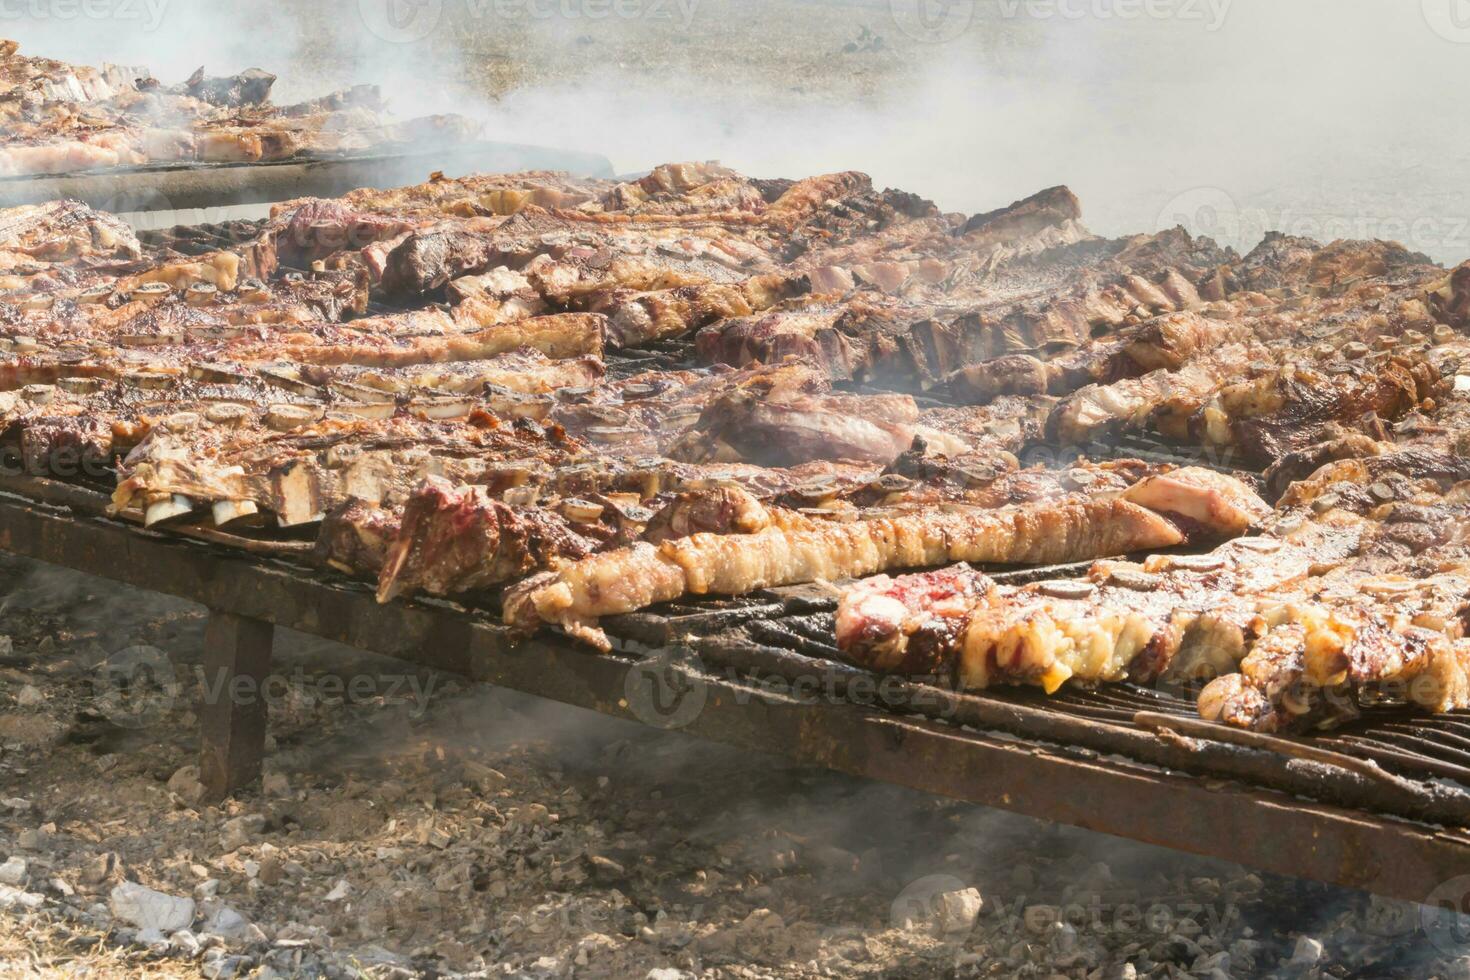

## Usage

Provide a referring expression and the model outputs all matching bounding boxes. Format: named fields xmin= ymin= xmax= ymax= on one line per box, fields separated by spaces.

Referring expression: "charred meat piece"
xmin=673 ymin=388 xmax=920 ymax=468
xmin=173 ymin=66 xmax=276 ymax=108
xmin=1194 ymin=353 xmax=1439 ymax=464
xmin=836 ymin=564 xmax=993 ymax=676
xmin=316 ymin=497 xmax=401 ymax=576
xmin=376 ymin=476 xmax=606 ymax=600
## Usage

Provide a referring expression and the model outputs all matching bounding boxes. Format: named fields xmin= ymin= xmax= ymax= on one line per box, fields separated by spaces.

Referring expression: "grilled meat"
xmin=671 ymin=387 xmax=921 ymax=468
xmin=0 ymin=40 xmax=477 ymax=176
xmin=13 ymin=153 xmax=1470 ymax=725
xmin=499 ymin=473 xmax=1197 ymax=649
xmin=835 ymin=469 xmax=1276 ymax=691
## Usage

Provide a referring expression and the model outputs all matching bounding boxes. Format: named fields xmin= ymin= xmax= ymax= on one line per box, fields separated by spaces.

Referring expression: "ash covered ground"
xmin=0 ymin=552 xmax=1463 ymax=978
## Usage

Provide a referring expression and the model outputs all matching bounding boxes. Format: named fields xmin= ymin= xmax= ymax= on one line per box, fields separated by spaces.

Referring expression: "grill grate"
xmin=617 ymin=583 xmax=1470 ymax=828
xmin=30 ymin=215 xmax=1470 ymax=828
xmin=138 ymin=219 xmax=269 ymax=256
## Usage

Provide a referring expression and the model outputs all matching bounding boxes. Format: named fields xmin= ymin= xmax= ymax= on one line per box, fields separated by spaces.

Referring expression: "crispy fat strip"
xmin=503 ymin=495 xmax=1184 ymax=650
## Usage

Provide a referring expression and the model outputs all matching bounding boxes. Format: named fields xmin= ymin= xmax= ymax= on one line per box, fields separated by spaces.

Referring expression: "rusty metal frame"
xmin=2 ymin=489 xmax=1470 ymax=905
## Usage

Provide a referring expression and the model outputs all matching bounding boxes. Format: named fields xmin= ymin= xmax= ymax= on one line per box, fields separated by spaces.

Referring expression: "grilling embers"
xmin=6 ymin=159 xmax=1470 ymax=737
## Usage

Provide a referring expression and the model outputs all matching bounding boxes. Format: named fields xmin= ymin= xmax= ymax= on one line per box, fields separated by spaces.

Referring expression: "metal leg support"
xmin=199 ymin=610 xmax=275 ymax=802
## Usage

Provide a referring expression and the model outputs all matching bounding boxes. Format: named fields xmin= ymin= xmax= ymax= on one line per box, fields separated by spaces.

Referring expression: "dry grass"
xmin=0 ymin=913 xmax=199 ymax=979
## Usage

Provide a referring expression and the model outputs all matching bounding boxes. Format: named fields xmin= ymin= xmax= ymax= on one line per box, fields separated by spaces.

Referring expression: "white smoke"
xmin=5 ymin=0 xmax=1470 ymax=262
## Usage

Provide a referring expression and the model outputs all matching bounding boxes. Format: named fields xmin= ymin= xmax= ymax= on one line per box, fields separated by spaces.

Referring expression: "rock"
xmin=256 ymin=853 xmax=282 ymax=886
xmin=934 ymin=887 xmax=984 ymax=935
xmin=109 ymin=882 xmax=196 ymax=934
xmin=0 ymin=884 xmax=43 ymax=909
xmin=167 ymin=766 xmax=206 ymax=805
xmin=585 ymin=853 xmax=627 ymax=882
xmin=324 ymin=880 xmax=350 ymax=903
xmin=172 ymin=930 xmax=203 ymax=956
xmin=1195 ymin=951 xmax=1231 ymax=974
xmin=647 ymin=970 xmax=689 ymax=980
xmin=261 ymin=772 xmax=290 ymax=798
xmin=512 ymin=803 xmax=552 ymax=827
xmin=1290 ymin=936 xmax=1323 ymax=966
xmin=16 ymin=828 xmax=47 ymax=851
xmin=896 ymin=880 xmax=983 ymax=936
xmin=461 ymin=761 xmax=506 ymax=794
xmin=15 ymin=685 xmax=43 ymax=707
xmin=0 ymin=857 xmax=26 ymax=886
xmin=355 ymin=945 xmax=410 ymax=969
xmin=1 ymin=797 xmax=31 ymax=813
xmin=203 ymin=904 xmax=253 ymax=942
xmin=196 ymin=879 xmax=221 ymax=900
xmin=219 ymin=814 xmax=265 ymax=853
xmin=1444 ymin=956 xmax=1470 ymax=980
xmin=201 ymin=953 xmax=250 ymax=979
xmin=275 ymin=921 xmax=328 ymax=946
